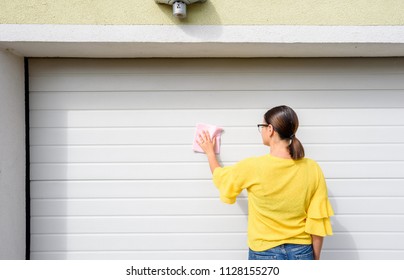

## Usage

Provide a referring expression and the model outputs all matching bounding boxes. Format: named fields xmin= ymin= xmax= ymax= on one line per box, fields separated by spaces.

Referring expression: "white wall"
xmin=0 ymin=49 xmax=26 ymax=259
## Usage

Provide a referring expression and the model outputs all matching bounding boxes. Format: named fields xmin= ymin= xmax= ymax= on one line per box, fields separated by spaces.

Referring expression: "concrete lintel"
xmin=1 ymin=25 xmax=404 ymax=57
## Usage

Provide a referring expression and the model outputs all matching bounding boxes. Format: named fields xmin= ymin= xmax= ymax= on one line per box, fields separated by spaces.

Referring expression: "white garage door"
xmin=29 ymin=58 xmax=404 ymax=260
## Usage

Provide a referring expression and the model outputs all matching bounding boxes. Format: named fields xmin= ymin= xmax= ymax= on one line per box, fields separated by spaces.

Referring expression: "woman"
xmin=197 ymin=105 xmax=334 ymax=260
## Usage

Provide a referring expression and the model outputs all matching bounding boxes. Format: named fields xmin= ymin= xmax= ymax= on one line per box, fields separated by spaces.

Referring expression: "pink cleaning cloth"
xmin=193 ymin=123 xmax=223 ymax=154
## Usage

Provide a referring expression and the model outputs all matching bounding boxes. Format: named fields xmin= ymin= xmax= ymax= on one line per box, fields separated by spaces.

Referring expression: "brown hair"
xmin=264 ymin=105 xmax=305 ymax=160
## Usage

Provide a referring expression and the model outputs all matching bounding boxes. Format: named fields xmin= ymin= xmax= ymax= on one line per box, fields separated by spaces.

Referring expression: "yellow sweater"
xmin=212 ymin=154 xmax=334 ymax=252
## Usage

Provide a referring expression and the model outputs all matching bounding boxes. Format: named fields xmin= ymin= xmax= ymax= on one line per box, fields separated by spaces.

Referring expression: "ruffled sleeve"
xmin=212 ymin=158 xmax=257 ymax=204
xmin=305 ymin=165 xmax=334 ymax=236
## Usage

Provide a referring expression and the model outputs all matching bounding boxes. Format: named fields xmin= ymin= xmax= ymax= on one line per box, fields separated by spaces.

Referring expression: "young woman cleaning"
xmin=197 ymin=105 xmax=334 ymax=260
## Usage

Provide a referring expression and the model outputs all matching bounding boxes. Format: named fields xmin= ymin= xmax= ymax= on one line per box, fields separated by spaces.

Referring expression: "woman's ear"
xmin=267 ymin=124 xmax=275 ymax=137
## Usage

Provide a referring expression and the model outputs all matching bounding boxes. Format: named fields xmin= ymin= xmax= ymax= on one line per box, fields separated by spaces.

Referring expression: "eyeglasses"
xmin=257 ymin=124 xmax=269 ymax=133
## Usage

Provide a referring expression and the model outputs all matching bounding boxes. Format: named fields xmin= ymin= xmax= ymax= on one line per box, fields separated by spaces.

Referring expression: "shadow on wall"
xmin=156 ymin=1 xmax=222 ymax=26
xmin=156 ymin=3 xmax=225 ymax=55
xmin=325 ymin=218 xmax=359 ymax=260
xmin=324 ymin=188 xmax=359 ymax=260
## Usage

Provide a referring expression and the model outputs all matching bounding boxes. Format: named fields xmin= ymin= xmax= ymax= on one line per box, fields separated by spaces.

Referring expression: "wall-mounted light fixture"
xmin=155 ymin=0 xmax=207 ymax=19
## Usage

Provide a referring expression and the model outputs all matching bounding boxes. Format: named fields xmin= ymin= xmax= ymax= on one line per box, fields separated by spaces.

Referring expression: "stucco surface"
xmin=1 ymin=0 xmax=404 ymax=25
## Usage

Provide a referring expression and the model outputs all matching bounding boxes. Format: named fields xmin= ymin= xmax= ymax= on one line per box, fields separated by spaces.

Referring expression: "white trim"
xmin=1 ymin=24 xmax=404 ymax=57
xmin=2 ymin=24 xmax=404 ymax=43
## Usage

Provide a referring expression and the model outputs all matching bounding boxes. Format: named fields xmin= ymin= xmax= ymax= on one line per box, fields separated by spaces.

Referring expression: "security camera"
xmin=155 ymin=0 xmax=207 ymax=19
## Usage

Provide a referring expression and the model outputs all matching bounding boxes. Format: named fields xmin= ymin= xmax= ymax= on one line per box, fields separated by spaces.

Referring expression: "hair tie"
xmin=290 ymin=134 xmax=295 ymax=139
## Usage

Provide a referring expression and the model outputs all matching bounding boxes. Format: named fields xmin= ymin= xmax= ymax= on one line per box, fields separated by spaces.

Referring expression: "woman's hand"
xmin=197 ymin=130 xmax=220 ymax=174
xmin=197 ymin=130 xmax=216 ymax=156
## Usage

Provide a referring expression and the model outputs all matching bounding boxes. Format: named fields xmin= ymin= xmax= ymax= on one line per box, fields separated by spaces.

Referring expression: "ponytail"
xmin=289 ymin=136 xmax=305 ymax=160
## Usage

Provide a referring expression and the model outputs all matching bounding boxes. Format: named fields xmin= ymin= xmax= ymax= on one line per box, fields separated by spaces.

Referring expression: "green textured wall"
xmin=1 ymin=0 xmax=404 ymax=25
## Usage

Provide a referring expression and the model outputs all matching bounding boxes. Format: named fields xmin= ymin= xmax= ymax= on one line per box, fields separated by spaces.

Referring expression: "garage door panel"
xmin=325 ymin=233 xmax=404 ymax=250
xmin=320 ymin=162 xmax=404 ymax=179
xmin=331 ymin=215 xmax=404 ymax=232
xmin=30 ymin=198 xmax=404 ymax=217
xmin=29 ymin=58 xmax=404 ymax=75
xmin=29 ymin=109 xmax=263 ymax=128
xmin=305 ymin=144 xmax=404 ymax=161
xmin=30 ymin=127 xmax=404 ymax=146
xmin=31 ymin=198 xmax=249 ymax=216
xmin=30 ymin=91 xmax=404 ymax=110
xmin=30 ymin=145 xmax=268 ymax=163
xmin=30 ymin=162 xmax=404 ymax=180
xmin=30 ymin=127 xmax=197 ymax=145
xmin=30 ymin=180 xmax=223 ymax=199
xmin=31 ymin=216 xmax=249 ymax=234
xmin=30 ymin=179 xmax=404 ymax=199
xmin=31 ymin=215 xmax=404 ymax=234
xmin=30 ymin=163 xmax=212 ymax=180
xmin=31 ymin=233 xmax=248 ymax=251
xmin=327 ymin=179 xmax=404 ymax=197
xmin=30 ymin=108 xmax=404 ymax=128
xmin=29 ymin=233 xmax=404 ymax=252
xmin=30 ymin=144 xmax=404 ymax=163
xmin=30 ymin=73 xmax=404 ymax=92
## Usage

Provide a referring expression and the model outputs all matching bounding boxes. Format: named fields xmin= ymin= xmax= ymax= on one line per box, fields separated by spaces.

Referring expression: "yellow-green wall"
xmin=1 ymin=0 xmax=404 ymax=25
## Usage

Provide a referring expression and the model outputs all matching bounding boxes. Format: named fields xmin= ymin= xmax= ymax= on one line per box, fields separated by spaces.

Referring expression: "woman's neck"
xmin=269 ymin=141 xmax=292 ymax=159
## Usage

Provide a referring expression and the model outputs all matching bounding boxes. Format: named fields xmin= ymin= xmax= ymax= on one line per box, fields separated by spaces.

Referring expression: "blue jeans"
xmin=249 ymin=244 xmax=314 ymax=260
